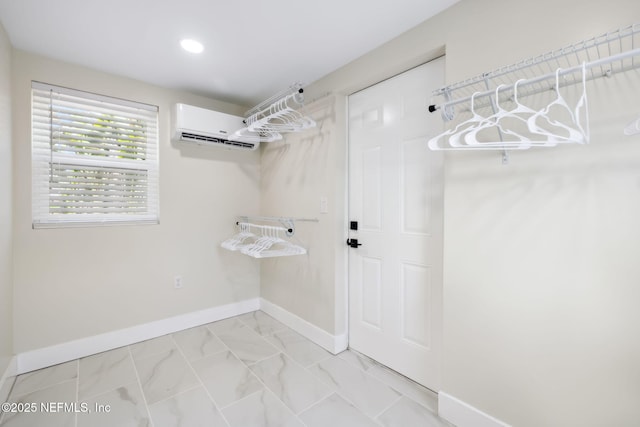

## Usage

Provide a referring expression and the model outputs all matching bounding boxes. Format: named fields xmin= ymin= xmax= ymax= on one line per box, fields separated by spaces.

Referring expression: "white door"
xmin=348 ymin=58 xmax=444 ymax=390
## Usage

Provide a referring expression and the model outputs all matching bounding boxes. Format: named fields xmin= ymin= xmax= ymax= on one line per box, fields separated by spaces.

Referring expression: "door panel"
xmin=348 ymin=57 xmax=444 ymax=390
xmin=361 ymin=256 xmax=382 ymax=328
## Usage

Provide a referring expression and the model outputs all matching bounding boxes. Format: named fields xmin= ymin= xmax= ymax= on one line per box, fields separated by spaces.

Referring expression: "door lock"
xmin=346 ymin=238 xmax=362 ymax=248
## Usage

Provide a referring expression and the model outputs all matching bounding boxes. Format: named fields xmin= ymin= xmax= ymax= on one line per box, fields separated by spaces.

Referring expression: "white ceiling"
xmin=0 ymin=0 xmax=459 ymax=107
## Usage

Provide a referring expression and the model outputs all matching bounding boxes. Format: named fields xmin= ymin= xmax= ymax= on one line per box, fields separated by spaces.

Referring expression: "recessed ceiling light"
xmin=180 ymin=39 xmax=204 ymax=54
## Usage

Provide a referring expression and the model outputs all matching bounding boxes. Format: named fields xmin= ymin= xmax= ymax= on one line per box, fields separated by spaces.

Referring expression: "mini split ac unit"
xmin=172 ymin=103 xmax=259 ymax=151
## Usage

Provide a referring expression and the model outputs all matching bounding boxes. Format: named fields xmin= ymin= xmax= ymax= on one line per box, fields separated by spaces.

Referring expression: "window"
xmin=31 ymin=82 xmax=159 ymax=228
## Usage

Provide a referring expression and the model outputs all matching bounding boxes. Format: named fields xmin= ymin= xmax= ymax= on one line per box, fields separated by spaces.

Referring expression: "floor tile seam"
xmin=214 ymin=322 xmax=263 ymax=343
xmin=251 ymin=322 xmax=333 ymax=368
xmin=309 ymin=350 xmax=334 ymax=367
xmin=206 ymin=315 xmax=282 ymax=343
xmin=238 ymin=323 xmax=281 ymax=343
xmin=204 ymin=335 xmax=273 ymax=382
xmin=216 ymin=387 xmax=264 ymax=412
xmin=0 ymin=377 xmax=17 ymax=424
xmin=219 ymin=345 xmax=281 ymax=407
xmin=203 ymin=320 xmax=234 ymax=338
xmin=172 ymin=326 xmax=229 ymax=359
xmin=368 ymin=362 xmax=437 ymax=394
xmin=248 ymin=351 xmax=339 ymax=416
xmin=305 ymin=360 xmax=338 ymax=392
xmin=77 ymin=378 xmax=142 ymax=403
xmin=6 ymin=376 xmax=79 ymax=402
xmin=238 ymin=310 xmax=290 ymax=338
xmin=220 ymin=385 xmax=306 ymax=426
xmin=171 ymin=321 xmax=231 ymax=361
xmin=341 ymin=348 xmax=380 ymax=372
xmin=216 ymin=347 xmax=307 ymax=419
xmin=317 ymin=376 xmax=396 ymax=423
xmin=250 ymin=350 xmax=334 ymax=397
xmin=356 ymin=367 xmax=408 ymax=415
xmin=361 ymin=366 xmax=440 ymax=414
xmin=262 ymin=324 xmax=291 ymax=337
xmin=235 ymin=314 xmax=257 ymax=333
xmin=217 ymin=329 xmax=282 ymax=367
xmin=296 ymin=392 xmax=332 ymax=418
xmin=269 ymin=350 xmax=320 ymax=372
xmin=126 ymin=346 xmax=154 ymax=425
xmin=307 ymin=356 xmax=366 ymax=394
xmin=172 ymin=334 xmax=234 ymax=427
xmin=372 ymin=393 xmax=404 ymax=420
xmin=345 ymin=359 xmax=406 ymax=399
xmin=242 ymin=348 xmax=285 ymax=368
xmin=298 ymin=392 xmax=381 ymax=427
xmin=0 ymin=379 xmax=81 ymax=427
xmin=144 ymin=383 xmax=202 ymax=408
xmin=395 ymin=391 xmax=440 ymax=415
xmin=179 ymin=346 xmax=230 ymax=366
xmin=364 ymin=370 xmax=415 ymax=395
xmin=331 ymin=388 xmax=360 ymax=412
xmin=74 ymin=359 xmax=80 ymax=427
xmin=77 ymin=354 xmax=141 ymax=402
xmin=9 ymin=359 xmax=80 ymax=400
xmin=284 ymin=386 xmax=335 ymax=416
xmin=129 ymin=339 xmax=179 ymax=364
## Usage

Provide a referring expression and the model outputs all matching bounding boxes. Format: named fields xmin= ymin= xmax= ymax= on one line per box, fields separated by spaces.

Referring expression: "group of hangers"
xmin=247 ymin=92 xmax=316 ymax=134
xmin=428 ymin=63 xmax=590 ymax=150
xmin=221 ymin=222 xmax=307 ymax=259
xmin=230 ymin=91 xmax=316 ymax=144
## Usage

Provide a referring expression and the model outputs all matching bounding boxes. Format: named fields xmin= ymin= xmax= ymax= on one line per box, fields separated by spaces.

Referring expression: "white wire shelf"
xmin=430 ymin=23 xmax=640 ymax=121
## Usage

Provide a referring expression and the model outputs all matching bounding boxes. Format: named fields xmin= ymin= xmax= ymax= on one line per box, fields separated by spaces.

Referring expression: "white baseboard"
xmin=16 ymin=298 xmax=260 ymax=375
xmin=438 ymin=392 xmax=511 ymax=427
xmin=0 ymin=356 xmax=17 ymax=402
xmin=259 ymin=298 xmax=348 ymax=354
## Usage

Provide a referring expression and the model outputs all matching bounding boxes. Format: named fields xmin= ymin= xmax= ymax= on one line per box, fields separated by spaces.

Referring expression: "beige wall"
xmin=262 ymin=0 xmax=640 ymax=425
xmin=11 ymin=51 xmax=261 ymax=353
xmin=0 ymin=22 xmax=13 ymax=377
xmin=261 ymin=95 xmax=346 ymax=334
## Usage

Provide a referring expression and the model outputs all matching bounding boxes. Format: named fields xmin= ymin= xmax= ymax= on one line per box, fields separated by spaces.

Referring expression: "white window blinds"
xmin=31 ymin=82 xmax=159 ymax=228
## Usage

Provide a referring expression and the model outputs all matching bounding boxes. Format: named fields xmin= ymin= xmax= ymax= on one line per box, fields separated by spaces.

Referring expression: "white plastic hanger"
xmin=461 ymin=84 xmax=533 ymax=149
xmin=428 ymin=92 xmax=494 ymax=150
xmin=221 ymin=222 xmax=257 ymax=251
xmin=240 ymin=226 xmax=280 ymax=257
xmin=239 ymin=225 xmax=307 ymax=258
xmin=527 ymin=63 xmax=589 ymax=144
xmin=230 ymin=126 xmax=282 ymax=143
xmin=510 ymin=78 xmax=558 ymax=147
xmin=247 ymin=92 xmax=315 ymax=135
xmin=624 ymin=116 xmax=640 ymax=135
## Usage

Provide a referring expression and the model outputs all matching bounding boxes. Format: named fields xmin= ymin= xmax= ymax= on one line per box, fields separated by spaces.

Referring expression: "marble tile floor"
xmin=0 ymin=311 xmax=454 ymax=427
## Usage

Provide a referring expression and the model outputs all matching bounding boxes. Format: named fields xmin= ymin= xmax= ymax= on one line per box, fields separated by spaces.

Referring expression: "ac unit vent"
xmin=179 ymin=132 xmax=256 ymax=149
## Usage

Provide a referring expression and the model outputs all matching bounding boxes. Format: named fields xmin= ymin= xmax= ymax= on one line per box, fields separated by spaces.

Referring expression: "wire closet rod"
xmin=237 ymin=215 xmax=319 ymax=236
xmin=238 ymin=215 xmax=319 ymax=223
xmin=429 ymin=47 xmax=640 ymax=114
xmin=244 ymin=83 xmax=304 ymax=118
xmin=432 ymin=23 xmax=639 ymax=98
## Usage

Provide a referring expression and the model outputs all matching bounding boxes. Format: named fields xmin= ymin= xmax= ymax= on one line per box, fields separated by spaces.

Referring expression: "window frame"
xmin=31 ymin=81 xmax=160 ymax=228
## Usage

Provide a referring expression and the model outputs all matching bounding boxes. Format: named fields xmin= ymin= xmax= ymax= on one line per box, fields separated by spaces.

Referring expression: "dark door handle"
xmin=346 ymin=238 xmax=362 ymax=248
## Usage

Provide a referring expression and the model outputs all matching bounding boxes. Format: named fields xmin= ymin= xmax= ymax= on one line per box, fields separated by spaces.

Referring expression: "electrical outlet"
xmin=174 ymin=276 xmax=183 ymax=289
